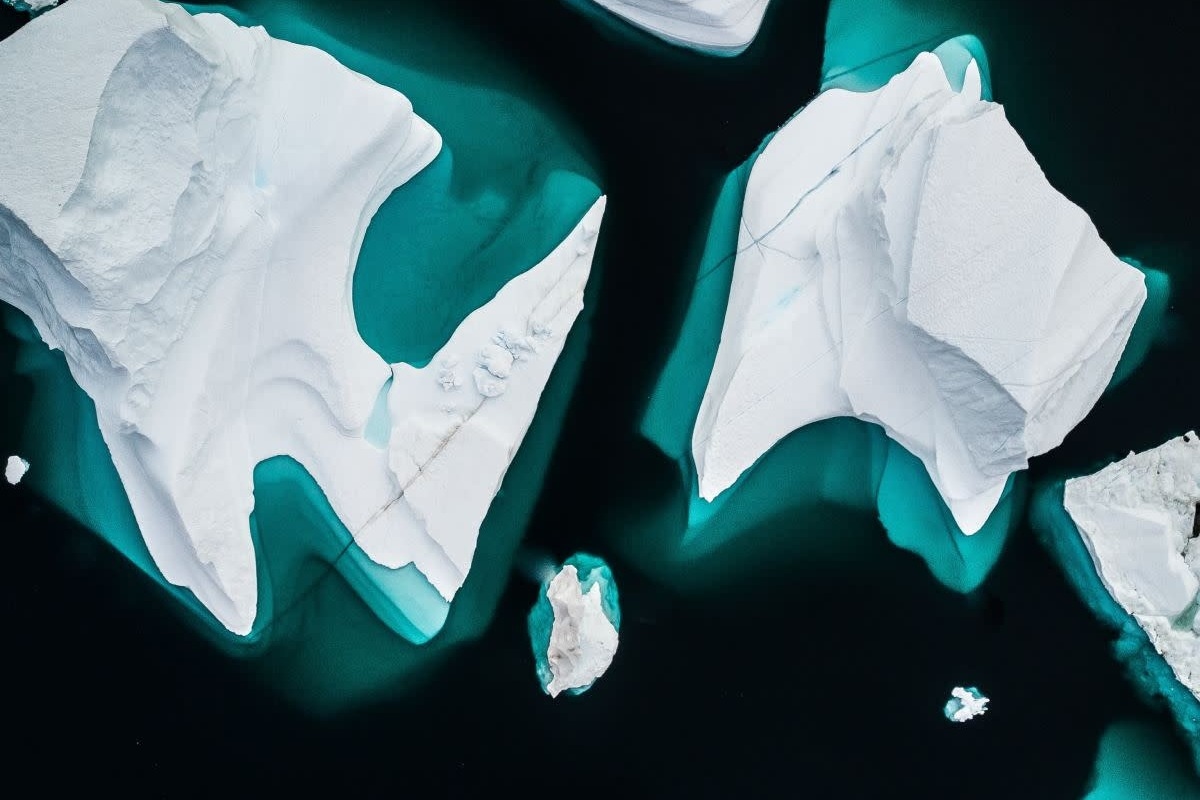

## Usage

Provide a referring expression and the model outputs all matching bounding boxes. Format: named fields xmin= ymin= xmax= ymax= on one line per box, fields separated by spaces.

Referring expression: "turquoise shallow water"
xmin=0 ymin=0 xmax=1197 ymax=794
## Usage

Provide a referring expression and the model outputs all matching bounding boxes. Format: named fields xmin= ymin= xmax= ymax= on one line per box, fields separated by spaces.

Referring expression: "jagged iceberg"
xmin=528 ymin=553 xmax=620 ymax=697
xmin=1038 ymin=433 xmax=1200 ymax=766
xmin=641 ymin=31 xmax=1150 ymax=593
xmin=0 ymin=0 xmax=605 ymax=656
xmin=943 ymin=686 xmax=989 ymax=723
xmin=690 ymin=51 xmax=1144 ymax=536
xmin=565 ymin=0 xmax=769 ymax=55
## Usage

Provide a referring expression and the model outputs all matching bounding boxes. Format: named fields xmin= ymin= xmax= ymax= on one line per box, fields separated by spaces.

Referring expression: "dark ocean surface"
xmin=1 ymin=0 xmax=1197 ymax=796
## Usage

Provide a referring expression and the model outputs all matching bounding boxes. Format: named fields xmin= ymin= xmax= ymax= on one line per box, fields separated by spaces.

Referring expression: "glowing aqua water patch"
xmin=1084 ymin=721 xmax=1200 ymax=799
xmin=529 ymin=552 xmax=621 ymax=697
xmin=0 ymin=0 xmax=603 ymax=709
xmin=822 ymin=0 xmax=983 ymax=93
xmin=1032 ymin=481 xmax=1200 ymax=772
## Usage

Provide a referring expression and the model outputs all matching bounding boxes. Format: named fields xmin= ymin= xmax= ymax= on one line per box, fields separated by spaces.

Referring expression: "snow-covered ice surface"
xmin=571 ymin=0 xmax=769 ymax=55
xmin=1064 ymin=432 xmax=1200 ymax=699
xmin=943 ymin=686 xmax=989 ymax=722
xmin=0 ymin=0 xmax=606 ymax=635
xmin=692 ymin=52 xmax=1146 ymax=535
xmin=5 ymin=455 xmax=28 ymax=485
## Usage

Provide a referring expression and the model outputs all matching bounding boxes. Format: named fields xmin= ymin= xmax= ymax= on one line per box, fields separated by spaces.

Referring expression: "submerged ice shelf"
xmin=528 ymin=553 xmax=621 ymax=697
xmin=0 ymin=0 xmax=606 ymax=639
xmin=567 ymin=0 xmax=770 ymax=55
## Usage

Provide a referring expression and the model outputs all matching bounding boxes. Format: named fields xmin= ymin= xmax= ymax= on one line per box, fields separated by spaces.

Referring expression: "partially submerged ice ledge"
xmin=564 ymin=0 xmax=769 ymax=56
xmin=641 ymin=34 xmax=1154 ymax=593
xmin=0 ymin=0 xmax=605 ymax=664
xmin=528 ymin=553 xmax=621 ymax=697
xmin=1034 ymin=433 xmax=1200 ymax=768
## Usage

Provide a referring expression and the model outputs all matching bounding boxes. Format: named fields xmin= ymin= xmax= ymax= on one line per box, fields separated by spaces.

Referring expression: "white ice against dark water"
xmin=0 ymin=0 xmax=606 ymax=635
xmin=1064 ymin=432 xmax=1200 ymax=699
xmin=543 ymin=564 xmax=620 ymax=698
xmin=944 ymin=686 xmax=989 ymax=722
xmin=692 ymin=54 xmax=1146 ymax=536
xmin=5 ymin=455 xmax=29 ymax=485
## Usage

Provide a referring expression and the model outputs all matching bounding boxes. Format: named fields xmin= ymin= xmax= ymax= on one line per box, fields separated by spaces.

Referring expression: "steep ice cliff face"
xmin=1064 ymin=432 xmax=1199 ymax=698
xmin=574 ymin=0 xmax=769 ymax=55
xmin=692 ymin=53 xmax=1146 ymax=535
xmin=0 ymin=0 xmax=606 ymax=635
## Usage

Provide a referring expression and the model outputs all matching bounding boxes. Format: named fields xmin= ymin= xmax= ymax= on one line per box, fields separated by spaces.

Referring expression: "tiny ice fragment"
xmin=944 ymin=686 xmax=989 ymax=722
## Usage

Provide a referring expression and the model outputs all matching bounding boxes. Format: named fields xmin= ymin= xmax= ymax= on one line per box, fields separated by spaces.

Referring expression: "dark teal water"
xmin=1 ymin=0 xmax=1197 ymax=795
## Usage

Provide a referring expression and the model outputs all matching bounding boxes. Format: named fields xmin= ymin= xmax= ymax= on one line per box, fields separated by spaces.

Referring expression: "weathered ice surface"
xmin=943 ymin=686 xmax=988 ymax=722
xmin=5 ymin=454 xmax=28 ymax=484
xmin=1064 ymin=433 xmax=1199 ymax=700
xmin=566 ymin=0 xmax=769 ymax=55
xmin=0 ymin=0 xmax=606 ymax=637
xmin=689 ymin=52 xmax=1145 ymax=537
xmin=528 ymin=553 xmax=621 ymax=697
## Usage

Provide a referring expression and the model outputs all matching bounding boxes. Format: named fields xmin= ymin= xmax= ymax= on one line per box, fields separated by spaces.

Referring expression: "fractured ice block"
xmin=528 ymin=553 xmax=621 ymax=697
xmin=690 ymin=51 xmax=1146 ymax=537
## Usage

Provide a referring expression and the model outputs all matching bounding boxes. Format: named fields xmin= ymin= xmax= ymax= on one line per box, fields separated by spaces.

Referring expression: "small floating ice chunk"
xmin=943 ymin=686 xmax=989 ymax=722
xmin=5 ymin=455 xmax=29 ymax=485
xmin=528 ymin=553 xmax=620 ymax=697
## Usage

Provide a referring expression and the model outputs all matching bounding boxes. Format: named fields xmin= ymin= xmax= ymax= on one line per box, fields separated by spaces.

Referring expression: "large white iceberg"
xmin=0 ymin=0 xmax=606 ymax=635
xmin=1064 ymin=432 xmax=1199 ymax=697
xmin=692 ymin=52 xmax=1146 ymax=534
xmin=576 ymin=0 xmax=769 ymax=55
